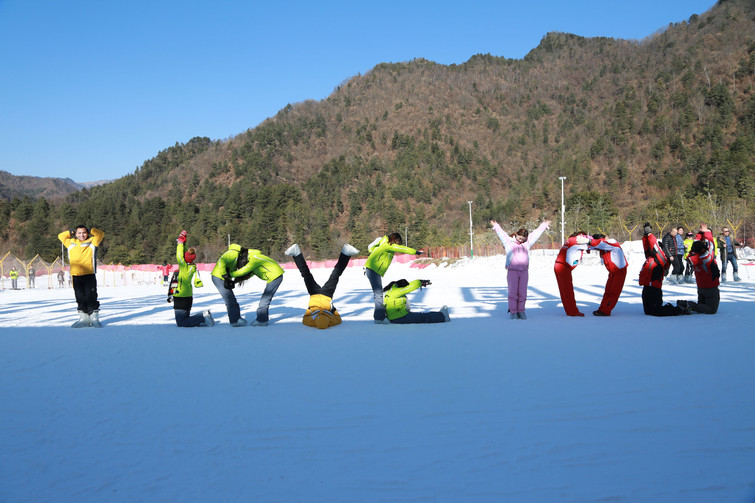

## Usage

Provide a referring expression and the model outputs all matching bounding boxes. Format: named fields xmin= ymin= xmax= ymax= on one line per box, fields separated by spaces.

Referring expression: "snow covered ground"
xmin=2 ymin=245 xmax=755 ymax=502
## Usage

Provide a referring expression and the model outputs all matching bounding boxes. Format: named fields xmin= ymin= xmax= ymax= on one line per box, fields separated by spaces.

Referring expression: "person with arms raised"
xmin=171 ymin=230 xmax=213 ymax=327
xmin=58 ymin=225 xmax=105 ymax=327
xmin=490 ymin=218 xmax=550 ymax=319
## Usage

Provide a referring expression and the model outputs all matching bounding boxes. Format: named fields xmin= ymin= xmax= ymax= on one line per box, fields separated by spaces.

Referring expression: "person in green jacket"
xmin=383 ymin=279 xmax=449 ymax=324
xmin=211 ymin=244 xmax=284 ymax=327
xmin=365 ymin=232 xmax=422 ymax=323
xmin=172 ymin=231 xmax=213 ymax=327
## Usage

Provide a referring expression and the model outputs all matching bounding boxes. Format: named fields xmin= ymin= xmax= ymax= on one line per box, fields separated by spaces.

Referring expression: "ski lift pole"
xmin=468 ymin=201 xmax=474 ymax=258
xmin=0 ymin=251 xmax=9 ymax=290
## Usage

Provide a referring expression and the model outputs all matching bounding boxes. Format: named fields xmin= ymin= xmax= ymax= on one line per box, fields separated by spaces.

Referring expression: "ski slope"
xmin=2 ymin=245 xmax=755 ymax=502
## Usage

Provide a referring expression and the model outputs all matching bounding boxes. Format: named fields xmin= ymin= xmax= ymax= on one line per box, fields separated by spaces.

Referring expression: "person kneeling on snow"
xmin=171 ymin=231 xmax=213 ymax=327
xmin=383 ymin=279 xmax=449 ymax=324
xmin=285 ymin=243 xmax=359 ymax=329
xmin=639 ymin=223 xmax=689 ymax=317
xmin=677 ymin=223 xmax=720 ymax=315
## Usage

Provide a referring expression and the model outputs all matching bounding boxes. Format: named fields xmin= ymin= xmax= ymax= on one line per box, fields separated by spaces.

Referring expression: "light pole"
xmin=468 ymin=201 xmax=474 ymax=258
xmin=559 ymin=176 xmax=567 ymax=245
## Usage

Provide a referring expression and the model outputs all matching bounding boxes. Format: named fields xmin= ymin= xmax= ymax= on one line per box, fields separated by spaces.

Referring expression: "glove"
xmin=415 ymin=250 xmax=425 ymax=256
xmin=69 ymin=229 xmax=75 ymax=237
xmin=223 ymin=274 xmax=235 ymax=290
xmin=177 ymin=230 xmax=187 ymax=244
xmin=643 ymin=223 xmax=652 ymax=235
xmin=576 ymin=236 xmax=590 ymax=245
xmin=420 ymin=279 xmax=431 ymax=287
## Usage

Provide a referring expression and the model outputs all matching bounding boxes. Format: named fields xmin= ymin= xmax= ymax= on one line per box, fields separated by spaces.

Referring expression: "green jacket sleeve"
xmin=387 ymin=279 xmax=422 ymax=298
xmin=176 ymin=242 xmax=186 ymax=266
xmin=386 ymin=243 xmax=417 ymax=255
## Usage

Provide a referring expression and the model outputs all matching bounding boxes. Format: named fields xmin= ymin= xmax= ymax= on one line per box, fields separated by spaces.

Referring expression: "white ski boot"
xmin=342 ymin=244 xmax=359 ymax=256
xmin=721 ymin=273 xmax=727 ymax=283
xmin=90 ymin=310 xmax=103 ymax=328
xmin=441 ymin=305 xmax=450 ymax=322
xmin=230 ymin=317 xmax=248 ymax=327
xmin=249 ymin=319 xmax=268 ymax=327
xmin=202 ymin=310 xmax=214 ymax=327
xmin=734 ymin=272 xmax=742 ymax=282
xmin=71 ymin=311 xmax=91 ymax=328
xmin=285 ymin=244 xmax=301 ymax=257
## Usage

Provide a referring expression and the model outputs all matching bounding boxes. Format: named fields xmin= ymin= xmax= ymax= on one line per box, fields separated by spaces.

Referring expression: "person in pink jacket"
xmin=491 ymin=218 xmax=551 ymax=319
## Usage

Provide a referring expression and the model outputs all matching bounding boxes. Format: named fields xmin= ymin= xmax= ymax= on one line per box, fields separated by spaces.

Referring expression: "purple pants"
xmin=507 ymin=268 xmax=529 ymax=314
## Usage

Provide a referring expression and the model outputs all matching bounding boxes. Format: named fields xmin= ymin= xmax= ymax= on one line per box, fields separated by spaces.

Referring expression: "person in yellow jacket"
xmin=58 ymin=225 xmax=105 ymax=328
xmin=172 ymin=230 xmax=213 ymax=327
xmin=682 ymin=232 xmax=695 ymax=284
xmin=211 ymin=244 xmax=284 ymax=326
xmin=9 ymin=267 xmax=19 ymax=289
xmin=285 ymin=243 xmax=359 ymax=329
xmin=383 ymin=279 xmax=450 ymax=324
xmin=365 ymin=232 xmax=422 ymax=323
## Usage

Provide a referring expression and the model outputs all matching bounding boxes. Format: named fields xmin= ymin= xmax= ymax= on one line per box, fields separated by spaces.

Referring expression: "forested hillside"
xmin=1 ymin=0 xmax=754 ymax=263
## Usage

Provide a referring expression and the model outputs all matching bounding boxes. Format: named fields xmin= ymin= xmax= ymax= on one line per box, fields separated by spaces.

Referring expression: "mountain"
xmin=0 ymin=171 xmax=83 ymax=201
xmin=1 ymin=0 xmax=753 ymax=263
xmin=78 ymin=180 xmax=114 ymax=189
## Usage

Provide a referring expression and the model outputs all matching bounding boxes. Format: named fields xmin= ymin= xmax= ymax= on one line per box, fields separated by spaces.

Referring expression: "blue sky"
xmin=0 ymin=0 xmax=715 ymax=183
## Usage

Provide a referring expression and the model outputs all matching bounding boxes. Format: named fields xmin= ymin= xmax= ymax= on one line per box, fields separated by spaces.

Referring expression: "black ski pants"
xmin=72 ymin=274 xmax=99 ymax=314
xmin=293 ymin=252 xmax=351 ymax=298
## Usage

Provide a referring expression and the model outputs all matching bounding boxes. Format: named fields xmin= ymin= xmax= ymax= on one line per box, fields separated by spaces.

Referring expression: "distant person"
xmin=58 ymin=225 xmax=105 ymax=327
xmin=678 ymin=223 xmax=720 ymax=314
xmin=57 ymin=270 xmax=65 ymax=288
xmin=553 ymin=231 xmax=591 ymax=316
xmin=212 ymin=244 xmax=284 ymax=326
xmin=365 ymin=232 xmax=422 ymax=323
xmin=383 ymin=279 xmax=450 ymax=324
xmin=159 ymin=261 xmax=172 ymax=286
xmin=490 ymin=218 xmax=550 ymax=319
xmin=285 ymin=243 xmax=359 ymax=329
xmin=9 ymin=267 xmax=18 ymax=289
xmin=717 ymin=227 xmax=743 ymax=282
xmin=171 ymin=230 xmax=213 ymax=327
xmin=28 ymin=266 xmax=35 ymax=288
xmin=589 ymin=234 xmax=627 ymax=317
xmin=661 ymin=227 xmax=679 ymax=284
xmin=639 ymin=223 xmax=688 ymax=316
xmin=673 ymin=226 xmax=686 ymax=284
xmin=682 ymin=231 xmax=695 ymax=284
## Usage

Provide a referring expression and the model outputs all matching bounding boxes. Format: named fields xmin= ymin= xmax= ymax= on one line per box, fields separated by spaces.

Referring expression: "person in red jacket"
xmin=590 ymin=234 xmax=627 ymax=316
xmin=678 ymin=223 xmax=720 ymax=314
xmin=554 ymin=231 xmax=591 ymax=316
xmin=159 ymin=261 xmax=172 ymax=286
xmin=639 ymin=223 xmax=688 ymax=316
